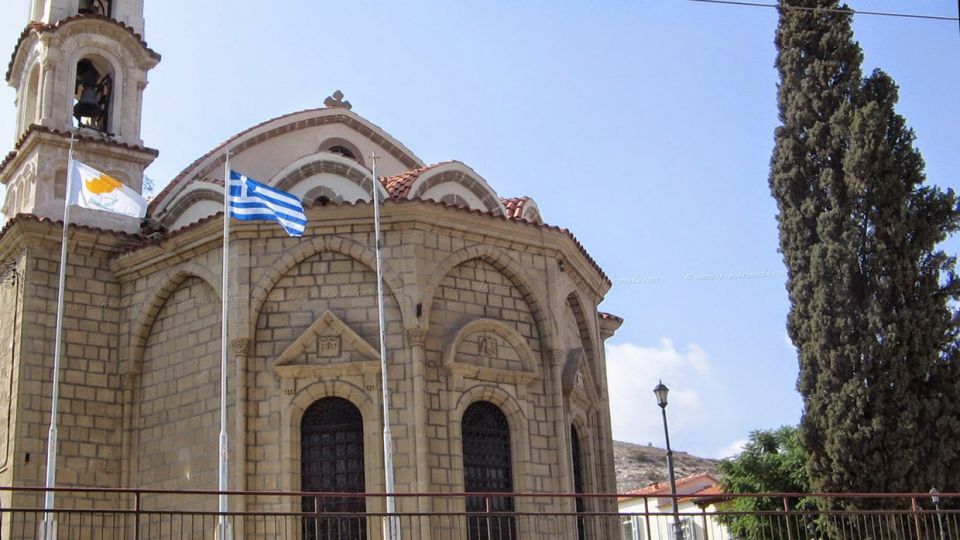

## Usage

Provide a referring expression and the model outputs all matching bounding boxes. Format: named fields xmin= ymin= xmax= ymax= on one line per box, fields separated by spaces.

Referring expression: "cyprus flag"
xmin=69 ymin=160 xmax=147 ymax=218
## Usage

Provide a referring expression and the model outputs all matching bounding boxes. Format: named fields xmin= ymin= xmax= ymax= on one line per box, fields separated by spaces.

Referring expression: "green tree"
xmin=717 ymin=427 xmax=811 ymax=539
xmin=770 ymin=0 xmax=960 ymax=500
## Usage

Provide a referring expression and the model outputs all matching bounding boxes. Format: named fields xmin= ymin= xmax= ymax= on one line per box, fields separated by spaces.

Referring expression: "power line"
xmin=685 ymin=0 xmax=959 ymax=22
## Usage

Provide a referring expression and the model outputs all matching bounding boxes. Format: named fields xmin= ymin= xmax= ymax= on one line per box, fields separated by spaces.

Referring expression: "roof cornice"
xmin=0 ymin=125 xmax=159 ymax=180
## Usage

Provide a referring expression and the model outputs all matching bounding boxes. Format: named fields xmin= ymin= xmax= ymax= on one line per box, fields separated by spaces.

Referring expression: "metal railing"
xmin=0 ymin=487 xmax=956 ymax=539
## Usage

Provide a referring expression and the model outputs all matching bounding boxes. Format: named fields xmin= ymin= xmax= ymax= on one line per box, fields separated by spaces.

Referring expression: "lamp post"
xmin=930 ymin=487 xmax=946 ymax=540
xmin=654 ymin=380 xmax=683 ymax=540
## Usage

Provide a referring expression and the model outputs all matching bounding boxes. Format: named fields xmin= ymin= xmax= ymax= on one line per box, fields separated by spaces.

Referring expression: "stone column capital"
xmin=406 ymin=327 xmax=426 ymax=347
xmin=230 ymin=337 xmax=251 ymax=356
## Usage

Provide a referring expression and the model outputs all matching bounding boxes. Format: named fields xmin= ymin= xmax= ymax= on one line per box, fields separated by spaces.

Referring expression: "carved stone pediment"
xmin=444 ymin=318 xmax=540 ymax=385
xmin=272 ymin=310 xmax=380 ymax=382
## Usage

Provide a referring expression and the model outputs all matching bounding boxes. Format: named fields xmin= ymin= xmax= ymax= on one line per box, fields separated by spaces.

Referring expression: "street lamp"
xmin=930 ymin=487 xmax=946 ymax=540
xmin=654 ymin=380 xmax=683 ymax=540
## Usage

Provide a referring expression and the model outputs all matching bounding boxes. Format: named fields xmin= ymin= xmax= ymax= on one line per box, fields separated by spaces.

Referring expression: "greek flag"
xmin=228 ymin=171 xmax=306 ymax=236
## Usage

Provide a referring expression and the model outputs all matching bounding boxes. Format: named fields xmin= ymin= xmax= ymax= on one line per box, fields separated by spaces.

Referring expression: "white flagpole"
xmin=371 ymin=153 xmax=399 ymax=540
xmin=217 ymin=152 xmax=231 ymax=539
xmin=41 ymin=134 xmax=76 ymax=539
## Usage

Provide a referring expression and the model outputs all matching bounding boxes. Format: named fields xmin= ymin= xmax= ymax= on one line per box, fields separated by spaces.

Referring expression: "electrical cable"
xmin=684 ymin=0 xmax=959 ymax=22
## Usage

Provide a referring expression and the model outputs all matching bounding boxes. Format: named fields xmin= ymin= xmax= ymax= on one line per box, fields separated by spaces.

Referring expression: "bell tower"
xmin=1 ymin=0 xmax=158 ymax=231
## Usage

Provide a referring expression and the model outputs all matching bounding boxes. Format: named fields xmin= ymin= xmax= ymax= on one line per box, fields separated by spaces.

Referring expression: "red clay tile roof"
xmin=149 ymin=108 xmax=423 ymax=214
xmin=0 ymin=125 xmax=159 ymax=178
xmin=382 ymin=162 xmax=452 ymax=199
xmin=621 ymin=473 xmax=720 ymax=498
xmin=6 ymin=14 xmax=160 ymax=82
xmin=501 ymin=197 xmax=530 ymax=220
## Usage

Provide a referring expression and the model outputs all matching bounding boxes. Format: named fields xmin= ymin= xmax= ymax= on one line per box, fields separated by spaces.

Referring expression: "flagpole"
xmin=41 ymin=134 xmax=76 ymax=538
xmin=218 ymin=152 xmax=231 ymax=539
xmin=371 ymin=153 xmax=399 ymax=540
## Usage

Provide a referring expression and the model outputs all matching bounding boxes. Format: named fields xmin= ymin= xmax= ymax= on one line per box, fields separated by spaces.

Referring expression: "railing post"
xmin=783 ymin=496 xmax=794 ymax=540
xmin=643 ymin=496 xmax=653 ymax=540
xmin=314 ymin=494 xmax=321 ymax=539
xmin=700 ymin=507 xmax=710 ymax=540
xmin=911 ymin=496 xmax=923 ymax=540
xmin=134 ymin=490 xmax=140 ymax=540
xmin=485 ymin=495 xmax=492 ymax=540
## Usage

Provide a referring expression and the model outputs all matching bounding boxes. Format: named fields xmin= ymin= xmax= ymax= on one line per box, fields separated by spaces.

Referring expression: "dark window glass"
xmin=328 ymin=145 xmax=356 ymax=160
xmin=572 ymin=425 xmax=587 ymax=540
xmin=301 ymin=397 xmax=366 ymax=540
xmin=462 ymin=401 xmax=516 ymax=540
xmin=78 ymin=0 xmax=111 ymax=16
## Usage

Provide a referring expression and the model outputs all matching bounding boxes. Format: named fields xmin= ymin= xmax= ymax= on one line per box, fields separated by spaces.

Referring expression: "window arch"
xmin=462 ymin=400 xmax=516 ymax=540
xmin=300 ymin=397 xmax=366 ymax=540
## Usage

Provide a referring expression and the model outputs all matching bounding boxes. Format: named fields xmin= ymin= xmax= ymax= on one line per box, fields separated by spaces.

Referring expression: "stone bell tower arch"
xmin=2 ymin=0 xmax=159 ymax=231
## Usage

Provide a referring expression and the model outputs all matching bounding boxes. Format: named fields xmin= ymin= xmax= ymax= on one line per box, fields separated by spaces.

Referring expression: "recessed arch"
xmin=248 ymin=235 xmax=411 ymax=339
xmin=126 ymin=264 xmax=222 ymax=376
xmin=421 ymin=244 xmax=552 ymax=351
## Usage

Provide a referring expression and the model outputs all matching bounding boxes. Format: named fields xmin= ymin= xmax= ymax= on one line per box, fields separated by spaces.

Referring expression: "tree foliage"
xmin=717 ymin=427 xmax=811 ymax=539
xmin=770 ymin=0 xmax=960 ymax=501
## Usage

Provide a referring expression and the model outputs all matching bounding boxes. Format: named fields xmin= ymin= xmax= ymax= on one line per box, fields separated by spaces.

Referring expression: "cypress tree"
xmin=770 ymin=0 xmax=960 ymax=498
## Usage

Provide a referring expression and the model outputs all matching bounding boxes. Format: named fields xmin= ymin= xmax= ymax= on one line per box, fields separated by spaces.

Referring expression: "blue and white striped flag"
xmin=228 ymin=171 xmax=306 ymax=236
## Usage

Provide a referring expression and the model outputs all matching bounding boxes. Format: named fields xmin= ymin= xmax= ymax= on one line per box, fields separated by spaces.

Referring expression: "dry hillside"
xmin=613 ymin=440 xmax=720 ymax=493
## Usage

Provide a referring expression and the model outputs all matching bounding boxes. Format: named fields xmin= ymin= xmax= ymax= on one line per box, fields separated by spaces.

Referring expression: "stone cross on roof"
xmin=324 ymin=90 xmax=352 ymax=110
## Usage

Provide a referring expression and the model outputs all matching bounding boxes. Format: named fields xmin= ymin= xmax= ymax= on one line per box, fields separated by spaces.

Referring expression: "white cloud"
xmin=715 ymin=438 xmax=748 ymax=459
xmin=784 ymin=332 xmax=796 ymax=351
xmin=605 ymin=339 xmax=710 ymax=446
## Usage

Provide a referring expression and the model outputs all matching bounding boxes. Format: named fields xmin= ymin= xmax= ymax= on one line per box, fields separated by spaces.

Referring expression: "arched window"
xmin=571 ymin=425 xmax=587 ymax=540
xmin=462 ymin=401 xmax=516 ymax=540
xmin=21 ymin=65 xmax=41 ymax=135
xmin=301 ymin=397 xmax=366 ymax=540
xmin=78 ymin=0 xmax=112 ymax=16
xmin=74 ymin=58 xmax=113 ymax=133
xmin=328 ymin=145 xmax=356 ymax=160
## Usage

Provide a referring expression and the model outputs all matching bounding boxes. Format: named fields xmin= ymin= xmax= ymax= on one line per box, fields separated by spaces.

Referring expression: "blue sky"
xmin=1 ymin=0 xmax=957 ymax=459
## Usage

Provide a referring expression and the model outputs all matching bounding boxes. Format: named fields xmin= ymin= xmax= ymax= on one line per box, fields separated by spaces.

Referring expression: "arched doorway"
xmin=462 ymin=400 xmax=516 ymax=540
xmin=301 ymin=397 xmax=366 ymax=540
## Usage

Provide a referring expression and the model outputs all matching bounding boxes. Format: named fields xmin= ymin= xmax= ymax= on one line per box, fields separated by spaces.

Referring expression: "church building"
xmin=0 ymin=0 xmax=623 ymax=538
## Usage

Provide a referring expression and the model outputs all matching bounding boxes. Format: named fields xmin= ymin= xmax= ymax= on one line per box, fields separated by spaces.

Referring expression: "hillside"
xmin=613 ymin=440 xmax=720 ymax=493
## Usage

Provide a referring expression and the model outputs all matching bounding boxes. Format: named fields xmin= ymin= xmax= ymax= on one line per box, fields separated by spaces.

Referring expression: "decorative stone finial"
xmin=324 ymin=90 xmax=352 ymax=110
